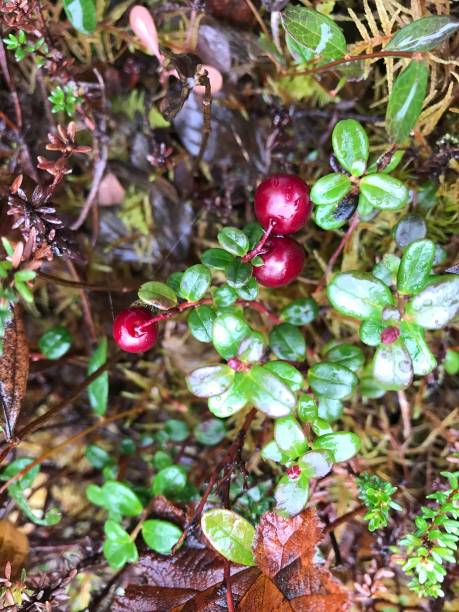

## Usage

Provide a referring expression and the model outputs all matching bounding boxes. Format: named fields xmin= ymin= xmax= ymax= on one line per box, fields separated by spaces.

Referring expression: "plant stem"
xmin=241 ymin=218 xmax=276 ymax=263
xmin=324 ymin=504 xmax=366 ymax=533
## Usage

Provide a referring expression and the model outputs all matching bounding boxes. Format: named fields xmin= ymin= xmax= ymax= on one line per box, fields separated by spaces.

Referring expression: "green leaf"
xmin=225 ymin=260 xmax=252 ymax=289
xmin=218 ymin=227 xmax=249 ymax=257
xmin=274 ymin=472 xmax=309 ymax=517
xmin=274 ymin=416 xmax=307 ymax=459
xmin=311 ymin=417 xmax=333 ymax=436
xmin=400 ymin=321 xmax=437 ymax=376
xmin=201 ymin=248 xmax=234 ymax=270
xmin=313 ymin=199 xmax=355 ymax=230
xmin=269 ymin=323 xmax=306 ymax=362
xmin=299 ymin=450 xmax=333 ymax=478
xmin=332 ymin=119 xmax=369 ymax=177
xmin=317 ymin=397 xmax=343 ymax=421
xmin=212 ymin=313 xmax=250 ymax=359
xmin=312 ymin=431 xmax=361 ymax=462
xmin=286 ymin=33 xmax=314 ymax=62
xmin=201 ymin=509 xmax=256 ymax=566
xmin=264 ymin=361 xmax=303 ymax=392
xmin=194 ymin=419 xmax=226 ymax=446
xmin=88 ymin=337 xmax=108 ymax=416
xmin=63 ymin=0 xmax=97 ymax=34
xmin=373 ymin=340 xmax=413 ymax=390
xmin=152 ymin=465 xmax=187 ymax=497
xmin=142 ymin=519 xmax=182 ymax=555
xmin=208 ymin=373 xmax=248 ymax=417
xmin=281 ymin=5 xmax=347 ymax=61
xmin=38 ymin=326 xmax=72 ymax=360
xmin=327 ymin=271 xmax=395 ymax=320
xmin=397 ymin=239 xmax=435 ymax=295
xmin=385 ymin=15 xmax=459 ymax=52
xmin=297 ymin=394 xmax=318 ymax=422
xmin=406 ymin=275 xmax=459 ymax=329
xmin=324 ymin=343 xmax=365 ymax=372
xmin=359 ymin=318 xmax=385 ymax=346
xmin=188 ymin=306 xmax=216 ymax=343
xmin=243 ymin=222 xmax=264 ymax=249
xmin=100 ymin=481 xmax=143 ymax=516
xmin=186 ymin=365 xmax=235 ymax=398
xmin=237 ymin=331 xmax=265 ymax=363
xmin=373 ymin=254 xmax=401 ymax=287
xmin=213 ymin=285 xmax=238 ymax=307
xmin=164 ymin=419 xmax=189 ymax=442
xmin=307 ymin=362 xmax=358 ymax=400
xmin=444 ymin=349 xmax=459 ymax=376
xmin=180 ymin=265 xmax=211 ymax=301
xmin=85 ymin=444 xmax=113 ymax=470
xmin=261 ymin=440 xmax=290 ymax=464
xmin=167 ymin=272 xmax=183 ymax=293
xmin=280 ymin=297 xmax=318 ymax=326
xmin=153 ymin=450 xmax=173 ymax=471
xmin=242 ymin=365 xmax=295 ymax=417
xmin=0 ymin=457 xmax=39 ymax=491
xmin=103 ymin=520 xmax=138 ymax=569
xmin=138 ymin=281 xmax=177 ymax=310
xmin=235 ymin=277 xmax=258 ymax=301
xmin=360 ymin=174 xmax=409 ymax=210
xmin=310 ymin=173 xmax=352 ymax=206
xmin=386 ymin=61 xmax=429 ymax=144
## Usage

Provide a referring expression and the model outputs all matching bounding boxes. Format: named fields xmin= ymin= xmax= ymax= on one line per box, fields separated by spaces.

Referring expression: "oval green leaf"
xmin=307 ymin=362 xmax=358 ymax=400
xmin=152 ymin=465 xmax=187 ymax=497
xmin=373 ymin=341 xmax=413 ymax=390
xmin=186 ymin=364 xmax=235 ymax=398
xmin=138 ymin=281 xmax=178 ymax=310
xmin=406 ymin=275 xmax=459 ymax=329
xmin=201 ymin=248 xmax=235 ymax=270
xmin=274 ymin=472 xmax=309 ymax=517
xmin=264 ymin=361 xmax=304 ymax=392
xmin=269 ymin=323 xmax=306 ymax=362
xmin=280 ymin=297 xmax=318 ymax=326
xmin=218 ymin=227 xmax=249 ymax=257
xmin=397 ymin=239 xmax=435 ymax=295
xmin=310 ymin=173 xmax=352 ymax=206
xmin=327 ymin=271 xmax=395 ymax=320
xmin=242 ymin=365 xmax=295 ymax=417
xmin=180 ymin=264 xmax=211 ymax=301
xmin=101 ymin=481 xmax=143 ymax=517
xmin=400 ymin=321 xmax=437 ymax=376
xmin=38 ymin=326 xmax=72 ymax=360
xmin=274 ymin=416 xmax=307 ymax=459
xmin=63 ymin=0 xmax=97 ymax=34
xmin=312 ymin=431 xmax=361 ymax=462
xmin=360 ymin=174 xmax=409 ymax=210
xmin=188 ymin=305 xmax=216 ymax=343
xmin=385 ymin=15 xmax=459 ymax=52
xmin=201 ymin=509 xmax=256 ymax=566
xmin=88 ymin=337 xmax=108 ymax=416
xmin=324 ymin=343 xmax=365 ymax=372
xmin=142 ymin=519 xmax=182 ymax=555
xmin=208 ymin=373 xmax=248 ymax=418
xmin=212 ymin=313 xmax=250 ymax=359
xmin=332 ymin=119 xmax=369 ymax=177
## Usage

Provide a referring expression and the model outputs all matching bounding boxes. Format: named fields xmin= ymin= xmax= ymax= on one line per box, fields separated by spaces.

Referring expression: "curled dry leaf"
xmin=0 ymin=305 xmax=29 ymax=440
xmin=0 ymin=520 xmax=29 ymax=577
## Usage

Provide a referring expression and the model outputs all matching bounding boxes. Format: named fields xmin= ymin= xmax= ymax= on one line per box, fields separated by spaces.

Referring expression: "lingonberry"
xmin=113 ymin=307 xmax=158 ymax=353
xmin=254 ymin=174 xmax=311 ymax=235
xmin=252 ymin=236 xmax=305 ymax=288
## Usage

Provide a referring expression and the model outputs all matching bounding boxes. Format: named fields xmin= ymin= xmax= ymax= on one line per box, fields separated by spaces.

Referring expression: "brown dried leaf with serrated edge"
xmin=238 ymin=573 xmax=293 ymax=611
xmin=0 ymin=305 xmax=29 ymax=439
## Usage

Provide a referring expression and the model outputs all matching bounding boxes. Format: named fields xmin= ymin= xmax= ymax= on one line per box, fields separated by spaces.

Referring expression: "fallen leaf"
xmin=238 ymin=573 xmax=293 ymax=611
xmin=0 ymin=304 xmax=29 ymax=439
xmin=205 ymin=0 xmax=257 ymax=25
xmin=0 ymin=520 xmax=29 ymax=577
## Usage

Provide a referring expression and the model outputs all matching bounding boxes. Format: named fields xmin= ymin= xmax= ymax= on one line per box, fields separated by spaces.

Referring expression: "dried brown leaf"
xmin=238 ymin=573 xmax=293 ymax=611
xmin=0 ymin=520 xmax=29 ymax=577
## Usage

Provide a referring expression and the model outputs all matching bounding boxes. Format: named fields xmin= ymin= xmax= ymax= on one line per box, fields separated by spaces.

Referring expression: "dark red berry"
xmin=380 ymin=326 xmax=400 ymax=345
xmin=254 ymin=174 xmax=311 ymax=235
xmin=113 ymin=307 xmax=158 ymax=353
xmin=253 ymin=236 xmax=305 ymax=288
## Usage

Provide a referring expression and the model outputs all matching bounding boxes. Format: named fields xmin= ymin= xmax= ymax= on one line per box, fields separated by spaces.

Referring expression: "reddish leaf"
xmin=238 ymin=573 xmax=293 ymax=611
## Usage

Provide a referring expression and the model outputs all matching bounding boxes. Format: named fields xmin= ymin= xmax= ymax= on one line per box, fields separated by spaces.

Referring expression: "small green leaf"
xmin=38 ymin=326 xmax=72 ymax=360
xmin=397 ymin=239 xmax=435 ymax=295
xmin=152 ymin=465 xmax=187 ymax=497
xmin=88 ymin=337 xmax=108 ymax=416
xmin=142 ymin=519 xmax=182 ymax=555
xmin=332 ymin=119 xmax=369 ymax=177
xmin=213 ymin=285 xmax=238 ymax=307
xmin=317 ymin=397 xmax=343 ymax=421
xmin=359 ymin=319 xmax=385 ymax=346
xmin=307 ymin=362 xmax=358 ymax=400
xmin=274 ymin=416 xmax=307 ymax=459
xmin=310 ymin=173 xmax=352 ymax=206
xmin=101 ymin=481 xmax=143 ymax=516
xmin=103 ymin=520 xmax=138 ymax=569
xmin=269 ymin=323 xmax=306 ymax=362
xmin=264 ymin=361 xmax=303 ymax=392
xmin=188 ymin=306 xmax=216 ymax=343
xmin=153 ymin=450 xmax=173 ymax=471
xmin=313 ymin=198 xmax=355 ymax=230
xmin=297 ymin=394 xmax=318 ymax=422
xmin=167 ymin=272 xmax=183 ymax=293
xmin=138 ymin=281 xmax=177 ymax=310
xmin=385 ymin=15 xmax=459 ymax=52
xmin=218 ymin=227 xmax=249 ymax=257
xmin=373 ymin=254 xmax=401 ymax=287
xmin=225 ymin=260 xmax=252 ymax=289
xmin=400 ymin=321 xmax=437 ymax=376
xmin=201 ymin=248 xmax=234 ymax=270
xmin=194 ymin=419 xmax=226 ymax=446
xmin=237 ymin=331 xmax=265 ymax=363
xmin=242 ymin=365 xmax=295 ymax=417
xmin=311 ymin=417 xmax=333 ymax=436
xmin=274 ymin=472 xmax=309 ymax=517
xmin=261 ymin=440 xmax=290 ymax=464
xmin=312 ymin=431 xmax=361 ymax=462
xmin=180 ymin=265 xmax=211 ymax=301
xmin=406 ymin=275 xmax=459 ymax=329
xmin=186 ymin=365 xmax=235 ymax=398
xmin=327 ymin=271 xmax=395 ymax=320
xmin=280 ymin=297 xmax=318 ymax=326
xmin=243 ymin=222 xmax=264 ymax=249
xmin=373 ymin=340 xmax=413 ymax=390
xmin=201 ymin=509 xmax=256 ymax=566
xmin=85 ymin=445 xmax=113 ymax=470
xmin=0 ymin=457 xmax=39 ymax=490
xmin=164 ymin=419 xmax=189 ymax=442
xmin=386 ymin=61 xmax=429 ymax=144
xmin=208 ymin=373 xmax=248 ymax=417
xmin=212 ymin=313 xmax=250 ymax=359
xmin=324 ymin=343 xmax=365 ymax=372
xmin=299 ymin=450 xmax=333 ymax=478
xmin=236 ymin=277 xmax=258 ymax=301
xmin=63 ymin=0 xmax=97 ymax=34
xmin=360 ymin=174 xmax=409 ymax=210
xmin=444 ymin=349 xmax=459 ymax=376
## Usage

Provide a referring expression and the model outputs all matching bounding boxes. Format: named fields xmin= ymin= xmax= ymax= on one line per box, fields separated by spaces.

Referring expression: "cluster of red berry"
xmin=113 ymin=174 xmax=311 ymax=353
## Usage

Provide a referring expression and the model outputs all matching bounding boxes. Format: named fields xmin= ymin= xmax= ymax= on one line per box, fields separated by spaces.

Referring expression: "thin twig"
xmin=193 ymin=70 xmax=212 ymax=170
xmin=324 ymin=505 xmax=366 ymax=533
xmin=37 ymin=271 xmax=136 ymax=293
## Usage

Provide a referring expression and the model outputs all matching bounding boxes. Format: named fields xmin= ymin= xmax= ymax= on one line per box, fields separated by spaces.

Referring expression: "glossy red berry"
xmin=113 ymin=307 xmax=158 ymax=353
xmin=253 ymin=236 xmax=305 ymax=288
xmin=254 ymin=174 xmax=311 ymax=235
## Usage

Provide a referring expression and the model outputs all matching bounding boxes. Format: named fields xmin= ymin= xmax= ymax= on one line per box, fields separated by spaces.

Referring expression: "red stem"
xmin=241 ymin=218 xmax=276 ymax=263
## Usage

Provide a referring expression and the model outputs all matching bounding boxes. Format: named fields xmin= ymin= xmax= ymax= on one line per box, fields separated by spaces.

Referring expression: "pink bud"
xmin=380 ymin=326 xmax=400 ymax=345
xmin=194 ymin=65 xmax=223 ymax=96
xmin=129 ymin=6 xmax=162 ymax=62
xmin=287 ymin=464 xmax=302 ymax=480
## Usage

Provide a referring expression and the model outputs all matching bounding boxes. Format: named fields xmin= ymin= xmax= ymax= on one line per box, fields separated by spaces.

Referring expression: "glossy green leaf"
xmin=264 ymin=361 xmax=304 ymax=392
xmin=360 ymin=174 xmax=409 ymax=210
xmin=386 ymin=61 xmax=429 ymax=144
xmin=201 ymin=248 xmax=235 ymax=270
xmin=280 ymin=297 xmax=318 ymax=326
xmin=397 ymin=239 xmax=435 ymax=295
xmin=188 ymin=306 xmax=216 ymax=343
xmin=201 ymin=509 xmax=256 ymax=566
xmin=400 ymin=321 xmax=437 ymax=376
xmin=261 ymin=440 xmax=290 ymax=464
xmin=385 ymin=15 xmax=459 ymax=52
xmin=372 ymin=254 xmax=401 ymax=287
xmin=324 ymin=343 xmax=365 ymax=372
xmin=38 ymin=326 xmax=72 ymax=360
xmin=152 ymin=465 xmax=187 ymax=497
xmin=406 ymin=275 xmax=459 ymax=329
xmin=359 ymin=318 xmax=385 ymax=346
xmin=237 ymin=331 xmax=265 ymax=363
xmin=213 ymin=285 xmax=238 ymax=307
xmin=307 ymin=362 xmax=358 ymax=400
xmin=360 ymin=373 xmax=386 ymax=399
xmin=194 ymin=419 xmax=226 ymax=446
xmin=356 ymin=192 xmax=375 ymax=219
xmin=274 ymin=416 xmax=307 ymax=459
xmin=186 ymin=364 xmax=235 ymax=398
xmin=281 ymin=5 xmax=347 ymax=61
xmin=63 ymin=0 xmax=97 ymax=34
xmin=164 ymin=419 xmax=189 ymax=442
xmin=218 ymin=227 xmax=249 ymax=257
xmin=310 ymin=173 xmax=352 ymax=206
xmin=243 ymin=222 xmax=264 ymax=249
xmin=444 ymin=349 xmax=459 ymax=376
xmin=100 ymin=481 xmax=143 ymax=516
xmin=317 ymin=397 xmax=343 ymax=422
xmin=212 ymin=313 xmax=250 ymax=359
xmin=286 ymin=33 xmax=313 ymax=62
xmin=269 ymin=323 xmax=306 ymax=362
xmin=311 ymin=417 xmax=333 ymax=436
xmin=85 ymin=444 xmax=113 ymax=470
xmin=0 ymin=457 xmax=39 ymax=491
xmin=332 ymin=119 xmax=369 ymax=177
xmin=242 ymin=365 xmax=295 ymax=417
xmin=167 ymin=272 xmax=183 ymax=293
xmin=179 ymin=264 xmax=211 ymax=301
xmin=312 ymin=431 xmax=361 ymax=462
xmin=373 ymin=340 xmax=413 ymax=390
xmin=297 ymin=394 xmax=318 ymax=422
xmin=138 ymin=281 xmax=177 ymax=310
xmin=142 ymin=519 xmax=182 ymax=555
xmin=88 ymin=337 xmax=108 ymax=416
xmin=327 ymin=271 xmax=394 ymax=320
xmin=153 ymin=450 xmax=173 ymax=471
xmin=299 ymin=450 xmax=333 ymax=478
xmin=313 ymin=198 xmax=355 ymax=230
xmin=236 ymin=277 xmax=258 ymax=301
xmin=225 ymin=260 xmax=252 ymax=289
xmin=103 ymin=520 xmax=138 ymax=569
xmin=366 ymin=149 xmax=405 ymax=175
xmin=274 ymin=472 xmax=309 ymax=517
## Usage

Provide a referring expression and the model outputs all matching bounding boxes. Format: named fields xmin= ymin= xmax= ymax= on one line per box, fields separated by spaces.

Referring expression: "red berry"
xmin=253 ymin=236 xmax=305 ymax=288
xmin=254 ymin=174 xmax=311 ymax=235
xmin=113 ymin=307 xmax=158 ymax=353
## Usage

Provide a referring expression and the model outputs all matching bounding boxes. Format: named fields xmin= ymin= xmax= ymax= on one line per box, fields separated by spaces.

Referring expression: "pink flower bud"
xmin=380 ymin=326 xmax=400 ymax=345
xmin=194 ymin=65 xmax=223 ymax=96
xmin=129 ymin=6 xmax=162 ymax=62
